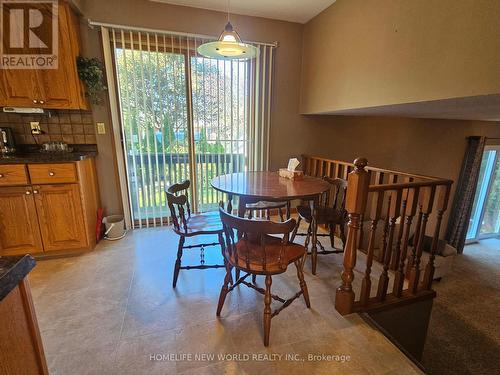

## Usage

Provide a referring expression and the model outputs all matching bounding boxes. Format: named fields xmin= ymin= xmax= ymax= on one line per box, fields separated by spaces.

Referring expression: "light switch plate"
xmin=97 ymin=122 xmax=106 ymax=134
xmin=30 ymin=122 xmax=41 ymax=135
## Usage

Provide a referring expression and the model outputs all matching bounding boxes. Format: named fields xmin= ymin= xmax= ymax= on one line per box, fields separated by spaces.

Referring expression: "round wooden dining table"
xmin=211 ymin=171 xmax=330 ymax=213
xmin=211 ymin=171 xmax=331 ymax=258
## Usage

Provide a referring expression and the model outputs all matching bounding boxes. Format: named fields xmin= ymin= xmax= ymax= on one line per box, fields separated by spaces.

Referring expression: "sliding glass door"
xmin=191 ymin=57 xmax=249 ymax=212
xmin=467 ymin=145 xmax=500 ymax=241
xmin=111 ymin=30 xmax=259 ymax=227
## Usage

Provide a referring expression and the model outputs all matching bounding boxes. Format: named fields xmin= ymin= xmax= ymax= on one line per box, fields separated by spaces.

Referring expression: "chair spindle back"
xmin=166 ymin=180 xmax=192 ymax=232
xmin=321 ymin=177 xmax=348 ymax=210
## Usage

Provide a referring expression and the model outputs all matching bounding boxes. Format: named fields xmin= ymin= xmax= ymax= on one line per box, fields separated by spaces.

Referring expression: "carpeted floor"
xmin=421 ymin=238 xmax=500 ymax=375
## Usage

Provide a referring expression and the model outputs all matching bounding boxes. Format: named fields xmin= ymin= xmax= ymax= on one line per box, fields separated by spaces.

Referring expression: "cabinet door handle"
xmin=33 ymin=99 xmax=38 ymax=104
xmin=49 ymin=171 xmax=55 ymax=176
xmin=0 ymin=173 xmax=3 ymax=178
xmin=26 ymin=191 xmax=31 ymax=195
xmin=33 ymin=190 xmax=39 ymax=194
xmin=39 ymin=100 xmax=45 ymax=104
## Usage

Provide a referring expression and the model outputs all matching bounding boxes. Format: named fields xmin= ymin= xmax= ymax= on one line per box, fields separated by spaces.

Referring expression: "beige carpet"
xmin=421 ymin=238 xmax=500 ymax=375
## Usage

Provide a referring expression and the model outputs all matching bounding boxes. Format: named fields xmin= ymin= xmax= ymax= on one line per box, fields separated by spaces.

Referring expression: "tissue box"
xmin=279 ymin=168 xmax=304 ymax=180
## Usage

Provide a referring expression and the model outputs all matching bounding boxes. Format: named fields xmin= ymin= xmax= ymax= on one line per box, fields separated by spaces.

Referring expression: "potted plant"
xmin=76 ymin=56 xmax=107 ymax=105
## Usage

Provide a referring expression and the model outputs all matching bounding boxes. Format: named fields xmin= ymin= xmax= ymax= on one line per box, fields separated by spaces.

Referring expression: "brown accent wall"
xmin=302 ymin=116 xmax=500 ymax=233
xmin=300 ymin=0 xmax=500 ymax=114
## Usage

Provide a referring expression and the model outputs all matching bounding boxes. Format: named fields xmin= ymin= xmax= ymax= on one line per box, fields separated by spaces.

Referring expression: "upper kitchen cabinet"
xmin=0 ymin=1 xmax=89 ymax=110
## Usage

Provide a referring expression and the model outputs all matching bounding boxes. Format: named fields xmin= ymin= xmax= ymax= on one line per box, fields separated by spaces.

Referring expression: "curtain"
xmin=249 ymin=44 xmax=275 ymax=172
xmin=445 ymin=136 xmax=486 ymax=253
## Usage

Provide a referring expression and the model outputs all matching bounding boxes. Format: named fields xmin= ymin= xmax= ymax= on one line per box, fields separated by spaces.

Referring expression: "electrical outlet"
xmin=96 ymin=122 xmax=106 ymax=135
xmin=30 ymin=122 xmax=41 ymax=135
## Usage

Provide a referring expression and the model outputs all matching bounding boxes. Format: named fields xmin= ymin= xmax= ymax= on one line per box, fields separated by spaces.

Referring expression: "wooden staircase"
xmin=302 ymin=155 xmax=452 ymax=315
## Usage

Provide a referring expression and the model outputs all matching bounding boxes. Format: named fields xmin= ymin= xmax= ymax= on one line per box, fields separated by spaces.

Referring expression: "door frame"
xmin=101 ymin=27 xmax=133 ymax=229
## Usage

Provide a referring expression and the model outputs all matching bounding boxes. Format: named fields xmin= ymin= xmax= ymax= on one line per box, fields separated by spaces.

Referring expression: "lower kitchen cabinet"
xmin=0 ymin=159 xmax=100 ymax=256
xmin=34 ymin=184 xmax=88 ymax=252
xmin=0 ymin=186 xmax=43 ymax=255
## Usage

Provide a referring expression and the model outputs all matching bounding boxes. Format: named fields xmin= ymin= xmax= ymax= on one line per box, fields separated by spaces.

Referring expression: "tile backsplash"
xmin=0 ymin=110 xmax=96 ymax=145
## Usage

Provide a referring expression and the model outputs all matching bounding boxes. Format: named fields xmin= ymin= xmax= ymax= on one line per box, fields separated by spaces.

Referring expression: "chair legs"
xmin=263 ymin=274 xmax=272 ymax=347
xmin=218 ymin=233 xmax=234 ymax=285
xmin=278 ymin=207 xmax=284 ymax=222
xmin=302 ymin=221 xmax=347 ymax=275
xmin=173 ymin=233 xmax=227 ymax=288
xmin=172 ymin=236 xmax=185 ymax=288
xmin=304 ymin=226 xmax=311 ymax=249
xmin=295 ymin=261 xmax=311 ymax=308
xmin=219 ymin=267 xmax=308 ymax=347
xmin=329 ymin=223 xmax=336 ymax=248
xmin=290 ymin=216 xmax=302 ymax=243
xmin=340 ymin=223 xmax=347 ymax=249
xmin=216 ymin=263 xmax=233 ymax=316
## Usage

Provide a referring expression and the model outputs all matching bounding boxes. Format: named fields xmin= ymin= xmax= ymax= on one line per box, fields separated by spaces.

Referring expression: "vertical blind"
xmin=104 ymin=26 xmax=276 ymax=227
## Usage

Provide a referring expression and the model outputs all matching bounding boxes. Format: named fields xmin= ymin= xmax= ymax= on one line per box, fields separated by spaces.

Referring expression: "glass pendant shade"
xmin=197 ymin=22 xmax=259 ymax=60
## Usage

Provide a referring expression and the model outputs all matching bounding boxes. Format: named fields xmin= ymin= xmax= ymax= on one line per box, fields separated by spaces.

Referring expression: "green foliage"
xmin=195 ymin=132 xmax=225 ymax=154
xmin=114 ymin=47 xmax=249 ymax=157
xmin=76 ymin=56 xmax=107 ymax=105
xmin=482 ymin=156 xmax=500 ymax=234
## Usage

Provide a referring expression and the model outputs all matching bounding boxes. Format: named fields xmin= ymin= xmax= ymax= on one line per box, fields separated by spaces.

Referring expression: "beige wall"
xmin=300 ymin=0 xmax=500 ymax=114
xmin=76 ymin=0 xmax=307 ymax=215
xmin=304 ymin=116 xmax=500 ymax=180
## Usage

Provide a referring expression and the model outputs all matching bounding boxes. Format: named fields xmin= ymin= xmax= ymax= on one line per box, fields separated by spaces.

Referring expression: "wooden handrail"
xmin=301 ymin=154 xmax=451 ymax=183
xmin=303 ymin=155 xmax=454 ymax=316
xmin=368 ymin=179 xmax=452 ymax=192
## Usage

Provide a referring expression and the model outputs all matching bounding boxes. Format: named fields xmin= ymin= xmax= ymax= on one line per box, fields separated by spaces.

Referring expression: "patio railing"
xmin=127 ymin=152 xmax=246 ymax=226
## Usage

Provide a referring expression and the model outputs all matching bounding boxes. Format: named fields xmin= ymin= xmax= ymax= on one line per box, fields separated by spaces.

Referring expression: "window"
xmin=467 ymin=145 xmax=500 ymax=241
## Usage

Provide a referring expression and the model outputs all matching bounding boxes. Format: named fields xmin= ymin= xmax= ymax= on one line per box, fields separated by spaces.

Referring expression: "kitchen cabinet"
xmin=0 ymin=1 xmax=89 ymax=110
xmin=28 ymin=163 xmax=77 ymax=184
xmin=0 ymin=164 xmax=29 ymax=186
xmin=0 ymin=70 xmax=42 ymax=108
xmin=0 ymin=256 xmax=48 ymax=375
xmin=0 ymin=186 xmax=43 ymax=255
xmin=0 ymin=158 xmax=99 ymax=256
xmin=34 ymin=184 xmax=87 ymax=252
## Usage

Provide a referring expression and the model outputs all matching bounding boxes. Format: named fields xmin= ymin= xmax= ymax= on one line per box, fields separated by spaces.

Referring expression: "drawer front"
xmin=0 ymin=164 xmax=28 ymax=186
xmin=28 ymin=163 xmax=77 ymax=184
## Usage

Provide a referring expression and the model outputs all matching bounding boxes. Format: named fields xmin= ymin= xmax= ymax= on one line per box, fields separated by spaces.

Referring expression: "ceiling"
xmin=319 ymin=94 xmax=500 ymax=122
xmin=150 ymin=0 xmax=336 ymax=23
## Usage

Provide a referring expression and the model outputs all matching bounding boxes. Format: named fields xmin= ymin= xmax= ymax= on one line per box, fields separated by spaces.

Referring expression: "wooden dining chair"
xmin=290 ymin=177 xmax=348 ymax=275
xmin=166 ymin=180 xmax=227 ymax=288
xmin=217 ymin=206 xmax=310 ymax=346
xmin=245 ymin=200 xmax=291 ymax=221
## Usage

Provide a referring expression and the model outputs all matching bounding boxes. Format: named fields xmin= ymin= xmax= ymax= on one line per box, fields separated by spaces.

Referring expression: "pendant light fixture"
xmin=197 ymin=0 xmax=259 ymax=60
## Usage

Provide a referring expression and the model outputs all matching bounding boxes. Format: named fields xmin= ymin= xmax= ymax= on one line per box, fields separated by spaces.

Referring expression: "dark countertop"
xmin=0 ymin=144 xmax=97 ymax=164
xmin=0 ymin=255 xmax=36 ymax=301
xmin=0 ymin=151 xmax=96 ymax=164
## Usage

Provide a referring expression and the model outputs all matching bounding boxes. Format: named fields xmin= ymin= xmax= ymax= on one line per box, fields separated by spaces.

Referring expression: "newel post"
xmin=335 ymin=157 xmax=370 ymax=315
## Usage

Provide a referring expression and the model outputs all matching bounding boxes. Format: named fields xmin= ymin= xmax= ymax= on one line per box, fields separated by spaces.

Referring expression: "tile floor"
xmin=29 ymin=226 xmax=422 ymax=374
